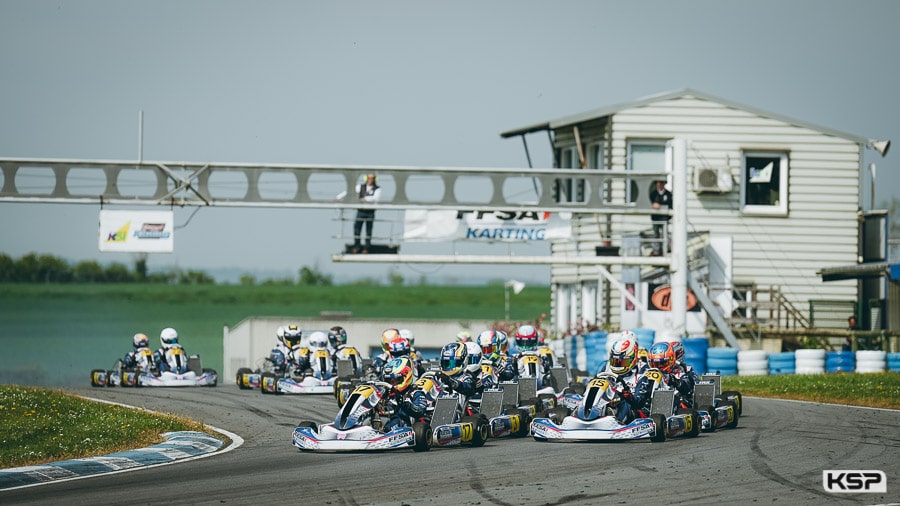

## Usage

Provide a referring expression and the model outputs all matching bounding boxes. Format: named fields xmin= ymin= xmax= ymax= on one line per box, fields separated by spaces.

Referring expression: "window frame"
xmin=626 ymin=140 xmax=667 ymax=203
xmin=740 ymin=150 xmax=789 ymax=216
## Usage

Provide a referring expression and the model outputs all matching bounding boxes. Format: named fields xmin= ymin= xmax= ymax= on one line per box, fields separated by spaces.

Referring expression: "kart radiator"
xmin=694 ymin=382 xmax=716 ymax=408
xmin=431 ymin=397 xmax=459 ymax=427
xmin=480 ymin=390 xmax=505 ymax=418
xmin=517 ymin=378 xmax=538 ymax=403
xmin=650 ymin=390 xmax=677 ymax=418
xmin=500 ymin=382 xmax=519 ymax=407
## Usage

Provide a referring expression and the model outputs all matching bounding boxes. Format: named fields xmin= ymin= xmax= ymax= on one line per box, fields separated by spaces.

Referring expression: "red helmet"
xmin=648 ymin=342 xmax=676 ymax=373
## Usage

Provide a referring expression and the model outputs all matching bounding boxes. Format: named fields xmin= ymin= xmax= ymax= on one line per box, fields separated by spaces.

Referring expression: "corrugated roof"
xmin=818 ymin=262 xmax=899 ymax=282
xmin=500 ymin=88 xmax=870 ymax=144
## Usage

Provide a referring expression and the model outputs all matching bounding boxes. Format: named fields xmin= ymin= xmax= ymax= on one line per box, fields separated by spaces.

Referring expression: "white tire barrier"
xmin=856 ymin=350 xmax=886 ymax=373
xmin=794 ymin=348 xmax=825 ymax=374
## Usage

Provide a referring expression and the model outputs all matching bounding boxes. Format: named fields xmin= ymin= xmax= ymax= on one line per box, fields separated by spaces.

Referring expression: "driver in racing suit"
xmin=381 ymin=356 xmax=425 ymax=431
xmin=435 ymin=342 xmax=478 ymax=398
xmin=665 ymin=341 xmax=701 ymax=409
xmin=153 ymin=327 xmax=189 ymax=373
xmin=596 ymin=332 xmax=652 ymax=424
xmin=477 ymin=330 xmax=516 ymax=383
xmin=123 ymin=333 xmax=154 ymax=371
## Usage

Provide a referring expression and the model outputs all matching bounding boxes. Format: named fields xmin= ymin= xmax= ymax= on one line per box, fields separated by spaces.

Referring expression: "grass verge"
xmin=722 ymin=372 xmax=900 ymax=410
xmin=0 ymin=385 xmax=214 ymax=469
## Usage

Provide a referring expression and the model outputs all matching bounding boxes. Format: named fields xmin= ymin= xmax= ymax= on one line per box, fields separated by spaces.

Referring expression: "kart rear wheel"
xmin=412 ymin=421 xmax=432 ymax=452
xmin=296 ymin=420 xmax=317 ymax=433
xmin=462 ymin=414 xmax=490 ymax=447
xmin=537 ymin=393 xmax=557 ymax=410
xmin=513 ymin=407 xmax=532 ymax=438
xmin=650 ymin=413 xmax=667 ymax=443
xmin=542 ymin=406 xmax=569 ymax=424
xmin=90 ymin=369 xmax=106 ymax=387
xmin=724 ymin=400 xmax=740 ymax=429
xmin=686 ymin=410 xmax=700 ymax=438
xmin=236 ymin=368 xmax=253 ymax=389
xmin=721 ymin=391 xmax=742 ymax=416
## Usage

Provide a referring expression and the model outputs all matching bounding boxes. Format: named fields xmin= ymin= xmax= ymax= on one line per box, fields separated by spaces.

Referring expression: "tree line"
xmin=0 ymin=253 xmax=214 ymax=284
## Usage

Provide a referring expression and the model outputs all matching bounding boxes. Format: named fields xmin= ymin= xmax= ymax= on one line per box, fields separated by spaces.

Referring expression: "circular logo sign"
xmin=650 ymin=285 xmax=698 ymax=311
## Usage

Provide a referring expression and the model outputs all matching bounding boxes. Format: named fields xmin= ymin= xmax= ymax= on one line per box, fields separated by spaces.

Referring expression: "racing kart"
xmin=413 ymin=371 xmax=491 ymax=449
xmin=691 ymin=373 xmax=740 ymax=432
xmin=91 ymin=346 xmax=217 ymax=387
xmin=292 ymin=381 xmax=432 ymax=452
xmin=531 ymin=369 xmax=701 ymax=443
xmin=238 ymin=348 xmax=339 ymax=394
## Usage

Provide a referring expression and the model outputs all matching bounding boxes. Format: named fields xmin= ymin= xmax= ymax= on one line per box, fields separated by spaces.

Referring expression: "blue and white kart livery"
xmin=531 ymin=377 xmax=664 ymax=442
xmin=292 ymin=381 xmax=431 ymax=452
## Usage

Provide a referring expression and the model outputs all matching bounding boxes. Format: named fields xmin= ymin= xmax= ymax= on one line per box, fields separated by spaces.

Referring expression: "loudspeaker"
xmin=870 ymin=140 xmax=891 ymax=157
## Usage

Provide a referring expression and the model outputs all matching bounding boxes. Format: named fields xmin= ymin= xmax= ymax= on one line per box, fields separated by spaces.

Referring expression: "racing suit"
xmin=492 ymin=353 xmax=518 ymax=382
xmin=437 ymin=369 xmax=477 ymax=398
xmin=331 ymin=344 xmax=363 ymax=376
xmin=153 ymin=345 xmax=189 ymax=374
xmin=515 ymin=351 xmax=553 ymax=389
xmin=669 ymin=362 xmax=701 ymax=409
xmin=267 ymin=342 xmax=294 ymax=375
xmin=597 ymin=361 xmax=652 ymax=423
xmin=123 ymin=347 xmax=154 ymax=371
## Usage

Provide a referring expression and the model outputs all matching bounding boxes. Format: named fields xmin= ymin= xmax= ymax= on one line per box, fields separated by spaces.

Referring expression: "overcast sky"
xmin=1 ymin=1 xmax=897 ymax=284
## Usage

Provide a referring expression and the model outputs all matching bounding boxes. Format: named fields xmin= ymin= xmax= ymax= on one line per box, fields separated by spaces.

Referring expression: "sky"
xmin=1 ymin=1 xmax=898 ymax=285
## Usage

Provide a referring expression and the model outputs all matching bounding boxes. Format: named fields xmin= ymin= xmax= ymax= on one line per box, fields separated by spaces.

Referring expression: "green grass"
xmin=722 ymin=372 xmax=900 ymax=410
xmin=0 ymin=283 xmax=551 ymax=386
xmin=0 ymin=385 xmax=209 ymax=468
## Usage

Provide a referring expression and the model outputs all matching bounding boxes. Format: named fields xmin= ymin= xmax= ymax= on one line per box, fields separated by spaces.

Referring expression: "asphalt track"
xmin=2 ymin=385 xmax=898 ymax=505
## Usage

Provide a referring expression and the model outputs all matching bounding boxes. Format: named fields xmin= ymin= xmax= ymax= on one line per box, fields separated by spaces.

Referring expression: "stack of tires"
xmin=737 ymin=350 xmax=768 ymax=376
xmin=767 ymin=352 xmax=796 ymax=375
xmin=683 ymin=337 xmax=709 ymax=374
xmin=583 ymin=331 xmax=608 ymax=375
xmin=825 ymin=351 xmax=856 ymax=373
xmin=631 ymin=328 xmax=656 ymax=351
xmin=706 ymin=347 xmax=738 ymax=376
xmin=566 ymin=334 xmax=587 ymax=371
xmin=855 ymin=350 xmax=887 ymax=373
xmin=794 ymin=349 xmax=826 ymax=374
xmin=888 ymin=353 xmax=900 ymax=372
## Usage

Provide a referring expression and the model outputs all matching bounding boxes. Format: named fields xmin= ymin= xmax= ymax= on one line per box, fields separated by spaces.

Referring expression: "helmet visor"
xmin=441 ymin=357 xmax=461 ymax=371
xmin=609 ymin=355 xmax=631 ymax=370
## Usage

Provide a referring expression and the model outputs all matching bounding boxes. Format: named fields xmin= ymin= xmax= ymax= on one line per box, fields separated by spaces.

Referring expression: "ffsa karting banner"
xmin=403 ymin=210 xmax=572 ymax=242
xmin=98 ymin=210 xmax=174 ymax=253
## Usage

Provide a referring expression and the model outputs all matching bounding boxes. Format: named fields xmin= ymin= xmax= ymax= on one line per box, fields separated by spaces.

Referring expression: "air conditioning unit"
xmin=693 ymin=167 xmax=733 ymax=193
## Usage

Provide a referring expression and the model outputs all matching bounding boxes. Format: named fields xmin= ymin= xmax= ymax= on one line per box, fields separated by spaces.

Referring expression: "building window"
xmin=627 ymin=141 xmax=666 ymax=203
xmin=741 ymin=151 xmax=788 ymax=215
xmin=554 ymin=146 xmax=587 ymax=203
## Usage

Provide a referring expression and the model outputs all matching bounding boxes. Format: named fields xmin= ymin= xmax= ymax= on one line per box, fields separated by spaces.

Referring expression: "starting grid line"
xmin=0 ymin=431 xmax=223 ymax=490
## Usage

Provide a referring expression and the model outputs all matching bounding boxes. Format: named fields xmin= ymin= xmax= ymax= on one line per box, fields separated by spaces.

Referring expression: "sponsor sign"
xmin=99 ymin=210 xmax=174 ymax=253
xmin=823 ymin=470 xmax=886 ymax=493
xmin=403 ymin=210 xmax=571 ymax=243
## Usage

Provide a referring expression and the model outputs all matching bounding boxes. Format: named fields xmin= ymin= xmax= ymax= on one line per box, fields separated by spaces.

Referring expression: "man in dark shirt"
xmin=649 ymin=180 xmax=672 ymax=256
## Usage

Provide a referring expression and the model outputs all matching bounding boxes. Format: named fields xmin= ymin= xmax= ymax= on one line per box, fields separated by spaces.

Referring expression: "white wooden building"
xmin=501 ymin=89 xmax=886 ymax=336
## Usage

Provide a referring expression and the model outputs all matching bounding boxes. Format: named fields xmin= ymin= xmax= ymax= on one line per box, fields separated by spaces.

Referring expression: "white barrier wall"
xmin=223 ymin=317 xmax=495 ymax=380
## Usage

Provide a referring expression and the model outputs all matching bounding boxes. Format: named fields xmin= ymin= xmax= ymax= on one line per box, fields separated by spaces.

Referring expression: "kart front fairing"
xmin=292 ymin=423 xmax=414 ymax=451
xmin=139 ymin=369 xmax=217 ymax=387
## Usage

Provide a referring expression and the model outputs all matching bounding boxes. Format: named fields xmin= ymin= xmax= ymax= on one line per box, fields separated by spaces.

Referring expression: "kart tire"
xmin=412 ymin=421 xmax=432 ymax=452
xmin=721 ymin=390 xmax=743 ymax=416
xmin=461 ymin=414 xmax=490 ymax=447
xmin=545 ymin=406 xmax=569 ymax=424
xmin=108 ymin=370 xmax=121 ymax=387
xmin=514 ymin=408 xmax=532 ymax=438
xmin=260 ymin=372 xmax=278 ymax=394
xmin=686 ymin=410 xmax=701 ymax=438
xmin=202 ymin=368 xmax=218 ymax=387
xmin=296 ymin=420 xmax=317 ymax=434
xmin=650 ymin=413 xmax=667 ymax=443
xmin=537 ymin=393 xmax=557 ymax=410
xmin=702 ymin=405 xmax=717 ymax=433
xmin=90 ymin=369 xmax=106 ymax=387
xmin=723 ymin=400 xmax=740 ymax=429
xmin=236 ymin=367 xmax=253 ymax=389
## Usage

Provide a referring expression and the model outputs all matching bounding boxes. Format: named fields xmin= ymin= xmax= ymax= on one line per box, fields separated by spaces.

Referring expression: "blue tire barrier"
xmin=584 ymin=331 xmax=607 ymax=374
xmin=706 ymin=347 xmax=738 ymax=375
xmin=826 ymin=351 xmax=856 ymax=373
xmin=708 ymin=367 xmax=738 ymax=376
xmin=768 ymin=351 xmax=795 ymax=375
xmin=683 ymin=337 xmax=709 ymax=374
xmin=707 ymin=347 xmax=739 ymax=359
xmin=888 ymin=353 xmax=900 ymax=372
xmin=630 ymin=328 xmax=656 ymax=351
xmin=708 ymin=357 xmax=739 ymax=370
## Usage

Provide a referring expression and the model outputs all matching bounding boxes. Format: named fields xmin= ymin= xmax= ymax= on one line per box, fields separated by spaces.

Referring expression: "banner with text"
xmin=403 ymin=210 xmax=571 ymax=243
xmin=99 ymin=210 xmax=174 ymax=253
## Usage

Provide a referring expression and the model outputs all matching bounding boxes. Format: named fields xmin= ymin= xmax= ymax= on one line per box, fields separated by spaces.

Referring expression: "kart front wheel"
xmin=412 ymin=421 xmax=432 ymax=452
xmin=236 ymin=368 xmax=253 ymax=389
xmin=296 ymin=421 xmax=317 ymax=434
xmin=461 ymin=414 xmax=490 ymax=447
xmin=650 ymin=414 xmax=667 ymax=443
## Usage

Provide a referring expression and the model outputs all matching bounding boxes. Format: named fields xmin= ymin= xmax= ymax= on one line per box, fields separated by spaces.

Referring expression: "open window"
xmin=741 ymin=151 xmax=788 ymax=215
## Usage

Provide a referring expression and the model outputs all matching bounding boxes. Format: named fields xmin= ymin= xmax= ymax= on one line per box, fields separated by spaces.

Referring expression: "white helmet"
xmin=160 ymin=327 xmax=178 ymax=349
xmin=133 ymin=333 xmax=149 ymax=350
xmin=282 ymin=324 xmax=303 ymax=348
xmin=399 ymin=329 xmax=415 ymax=348
xmin=308 ymin=331 xmax=329 ymax=351
xmin=464 ymin=341 xmax=482 ymax=373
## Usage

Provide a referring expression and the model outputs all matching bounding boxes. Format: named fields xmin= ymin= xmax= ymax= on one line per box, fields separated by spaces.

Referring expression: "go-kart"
xmin=691 ymin=373 xmax=740 ymax=432
xmin=411 ymin=371 xmax=491 ymax=449
xmin=292 ymin=381 xmax=432 ymax=452
xmin=238 ymin=347 xmax=338 ymax=394
xmin=91 ymin=346 xmax=217 ymax=387
xmin=531 ymin=369 xmax=700 ymax=443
